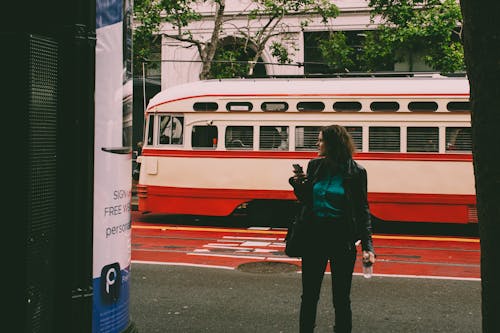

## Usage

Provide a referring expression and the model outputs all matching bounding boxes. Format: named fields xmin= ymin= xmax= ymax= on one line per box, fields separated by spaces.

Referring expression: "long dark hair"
xmin=321 ymin=125 xmax=356 ymax=165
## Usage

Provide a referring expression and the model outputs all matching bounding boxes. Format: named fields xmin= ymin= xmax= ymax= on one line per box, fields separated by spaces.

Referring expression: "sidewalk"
xmin=129 ymin=263 xmax=481 ymax=333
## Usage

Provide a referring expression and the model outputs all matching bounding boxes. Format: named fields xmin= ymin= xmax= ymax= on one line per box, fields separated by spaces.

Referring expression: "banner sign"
xmin=93 ymin=0 xmax=133 ymax=332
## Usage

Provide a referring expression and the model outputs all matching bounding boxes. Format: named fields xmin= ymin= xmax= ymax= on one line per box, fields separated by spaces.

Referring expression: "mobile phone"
xmin=292 ymin=164 xmax=303 ymax=173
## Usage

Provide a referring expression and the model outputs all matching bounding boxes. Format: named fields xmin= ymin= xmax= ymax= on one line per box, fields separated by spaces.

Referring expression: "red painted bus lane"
xmin=132 ymin=223 xmax=297 ymax=269
xmin=369 ymin=235 xmax=479 ymax=279
xmin=131 ymin=222 xmax=480 ymax=280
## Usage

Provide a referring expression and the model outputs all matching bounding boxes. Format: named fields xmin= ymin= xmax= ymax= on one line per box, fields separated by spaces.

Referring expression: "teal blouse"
xmin=312 ymin=173 xmax=346 ymax=218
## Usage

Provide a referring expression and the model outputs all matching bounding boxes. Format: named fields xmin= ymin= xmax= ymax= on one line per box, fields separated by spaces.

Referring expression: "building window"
xmin=225 ymin=126 xmax=253 ymax=149
xmin=369 ymin=127 xmax=400 ymax=152
xmin=303 ymin=30 xmax=393 ymax=74
xmin=192 ymin=125 xmax=218 ymax=148
xmin=407 ymin=127 xmax=439 ymax=152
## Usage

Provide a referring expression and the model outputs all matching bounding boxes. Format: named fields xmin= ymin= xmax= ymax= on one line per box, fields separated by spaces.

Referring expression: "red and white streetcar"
xmin=136 ymin=76 xmax=475 ymax=224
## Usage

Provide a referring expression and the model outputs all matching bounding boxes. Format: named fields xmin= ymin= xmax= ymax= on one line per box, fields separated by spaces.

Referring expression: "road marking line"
xmin=269 ymin=257 xmax=301 ymax=262
xmin=133 ymin=224 xmax=479 ymax=243
xmin=351 ymin=272 xmax=480 ymax=281
xmin=241 ymin=241 xmax=271 ymax=246
xmin=132 ymin=260 xmax=235 ymax=270
xmin=253 ymin=248 xmax=276 ymax=253
xmin=217 ymin=239 xmax=245 ymax=243
xmin=375 ymin=258 xmax=479 ymax=267
xmin=188 ymin=252 xmax=266 ymax=260
xmin=203 ymin=244 xmax=253 ymax=251
xmin=213 ymin=242 xmax=242 ymax=246
xmin=133 ymin=224 xmax=287 ymax=234
xmin=133 ymin=260 xmax=479 ymax=280
xmin=373 ymin=234 xmax=479 ymax=243
xmin=223 ymin=236 xmax=279 ymax=241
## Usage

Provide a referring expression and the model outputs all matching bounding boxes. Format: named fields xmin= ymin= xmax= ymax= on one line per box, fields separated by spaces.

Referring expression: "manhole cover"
xmin=237 ymin=261 xmax=299 ymax=274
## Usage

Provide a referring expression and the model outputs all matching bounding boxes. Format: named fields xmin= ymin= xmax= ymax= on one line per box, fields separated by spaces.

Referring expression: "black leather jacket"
xmin=289 ymin=157 xmax=374 ymax=253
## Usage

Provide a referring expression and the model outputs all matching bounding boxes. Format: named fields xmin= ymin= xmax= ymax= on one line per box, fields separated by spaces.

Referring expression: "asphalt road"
xmin=129 ymin=263 xmax=481 ymax=333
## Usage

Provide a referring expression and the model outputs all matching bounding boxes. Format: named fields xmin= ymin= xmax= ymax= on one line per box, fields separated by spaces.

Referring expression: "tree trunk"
xmin=199 ymin=0 xmax=226 ymax=80
xmin=460 ymin=2 xmax=500 ymax=332
xmin=247 ymin=47 xmax=264 ymax=76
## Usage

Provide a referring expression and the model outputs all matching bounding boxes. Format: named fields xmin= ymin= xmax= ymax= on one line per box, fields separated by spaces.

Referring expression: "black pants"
xmin=299 ymin=222 xmax=356 ymax=333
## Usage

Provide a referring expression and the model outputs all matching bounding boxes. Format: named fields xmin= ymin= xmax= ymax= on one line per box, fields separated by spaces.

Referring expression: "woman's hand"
xmin=362 ymin=250 xmax=376 ymax=264
xmin=292 ymin=171 xmax=306 ymax=185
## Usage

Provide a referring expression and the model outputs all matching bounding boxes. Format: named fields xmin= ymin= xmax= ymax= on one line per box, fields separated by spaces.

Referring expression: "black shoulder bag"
xmin=284 ymin=206 xmax=307 ymax=258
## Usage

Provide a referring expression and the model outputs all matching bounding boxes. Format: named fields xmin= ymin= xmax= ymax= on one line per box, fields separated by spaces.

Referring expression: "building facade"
xmin=157 ymin=0 xmax=434 ymax=89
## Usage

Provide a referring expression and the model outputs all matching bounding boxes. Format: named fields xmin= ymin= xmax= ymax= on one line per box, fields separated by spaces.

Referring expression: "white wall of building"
xmin=159 ymin=1 xmax=388 ymax=89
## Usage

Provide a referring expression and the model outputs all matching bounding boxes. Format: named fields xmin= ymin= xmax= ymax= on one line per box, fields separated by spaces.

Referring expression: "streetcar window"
xmin=297 ymin=102 xmax=325 ymax=111
xmin=192 ymin=125 xmax=218 ymax=148
xmin=261 ymin=102 xmax=289 ymax=111
xmin=369 ymin=127 xmax=400 ymax=151
xmin=260 ymin=126 xmax=289 ymax=150
xmin=370 ymin=101 xmax=399 ymax=112
xmin=193 ymin=102 xmax=218 ymax=111
xmin=225 ymin=126 xmax=253 ymax=149
xmin=446 ymin=127 xmax=472 ymax=152
xmin=333 ymin=102 xmax=362 ymax=112
xmin=295 ymin=126 xmax=321 ymax=151
xmin=226 ymin=102 xmax=253 ymax=111
xmin=408 ymin=102 xmax=438 ymax=112
xmin=346 ymin=126 xmax=363 ymax=151
xmin=146 ymin=115 xmax=154 ymax=145
xmin=447 ymin=102 xmax=471 ymax=112
xmin=407 ymin=127 xmax=439 ymax=152
xmin=159 ymin=115 xmax=184 ymax=145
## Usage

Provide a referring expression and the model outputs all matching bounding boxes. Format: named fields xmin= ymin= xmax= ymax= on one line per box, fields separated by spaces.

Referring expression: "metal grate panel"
xmin=25 ymin=35 xmax=59 ymax=332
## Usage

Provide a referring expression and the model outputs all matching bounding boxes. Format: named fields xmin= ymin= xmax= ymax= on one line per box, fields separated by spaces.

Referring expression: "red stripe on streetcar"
xmin=147 ymin=92 xmax=469 ymax=111
xmin=137 ymin=185 xmax=476 ymax=223
xmin=141 ymin=149 xmax=472 ymax=162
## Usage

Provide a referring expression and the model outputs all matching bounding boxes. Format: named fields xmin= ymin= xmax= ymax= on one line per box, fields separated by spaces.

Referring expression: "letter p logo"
xmin=100 ymin=262 xmax=122 ymax=304
xmin=106 ymin=267 xmax=117 ymax=294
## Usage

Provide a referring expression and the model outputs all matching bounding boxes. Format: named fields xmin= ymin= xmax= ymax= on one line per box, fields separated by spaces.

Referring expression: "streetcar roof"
xmin=147 ymin=76 xmax=469 ymax=111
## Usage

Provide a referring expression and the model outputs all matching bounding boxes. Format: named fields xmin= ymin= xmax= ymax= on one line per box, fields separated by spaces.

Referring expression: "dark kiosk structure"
xmin=3 ymin=1 xmax=136 ymax=332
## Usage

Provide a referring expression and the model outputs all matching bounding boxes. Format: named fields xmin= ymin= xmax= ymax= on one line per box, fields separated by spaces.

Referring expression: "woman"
xmin=289 ymin=125 xmax=376 ymax=333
